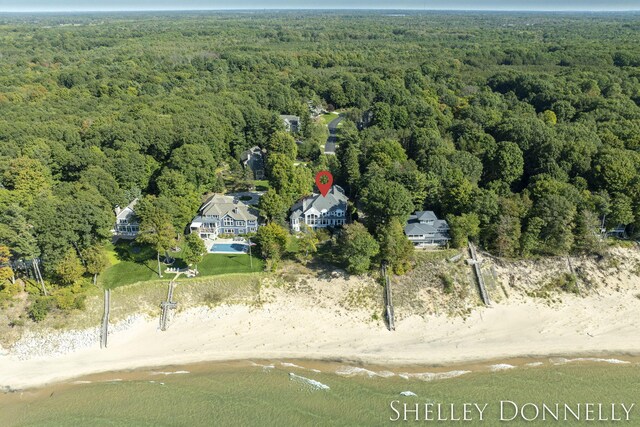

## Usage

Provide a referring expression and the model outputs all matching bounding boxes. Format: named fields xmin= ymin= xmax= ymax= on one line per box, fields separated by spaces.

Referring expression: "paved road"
xmin=325 ymin=115 xmax=343 ymax=155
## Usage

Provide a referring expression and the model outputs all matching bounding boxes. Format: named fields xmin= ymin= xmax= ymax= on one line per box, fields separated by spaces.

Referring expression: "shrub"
xmin=28 ymin=297 xmax=52 ymax=322
xmin=440 ymin=274 xmax=455 ymax=294
xmin=9 ymin=318 xmax=25 ymax=327
xmin=203 ymin=291 xmax=223 ymax=307
xmin=55 ymin=289 xmax=76 ymax=310
xmin=73 ymin=294 xmax=87 ymax=310
xmin=556 ymin=273 xmax=579 ymax=294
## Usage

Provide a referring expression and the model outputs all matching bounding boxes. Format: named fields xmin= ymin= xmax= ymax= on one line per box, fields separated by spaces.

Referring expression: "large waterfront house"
xmin=112 ymin=199 xmax=140 ymax=239
xmin=290 ymin=185 xmax=348 ymax=232
xmin=404 ymin=211 xmax=451 ymax=248
xmin=280 ymin=114 xmax=300 ymax=133
xmin=240 ymin=146 xmax=265 ymax=179
xmin=189 ymin=194 xmax=259 ymax=239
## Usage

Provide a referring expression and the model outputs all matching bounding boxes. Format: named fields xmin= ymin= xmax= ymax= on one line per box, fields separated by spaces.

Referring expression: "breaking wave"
xmin=250 ymin=362 xmax=275 ymax=370
xmin=150 ymin=370 xmax=190 ymax=376
xmin=280 ymin=362 xmax=305 ymax=369
xmin=489 ymin=364 xmax=516 ymax=371
xmin=525 ymin=362 xmax=544 ymax=367
xmin=289 ymin=373 xmax=330 ymax=390
xmin=398 ymin=370 xmax=471 ymax=381
xmin=550 ymin=357 xmax=630 ymax=365
xmin=335 ymin=366 xmax=395 ymax=378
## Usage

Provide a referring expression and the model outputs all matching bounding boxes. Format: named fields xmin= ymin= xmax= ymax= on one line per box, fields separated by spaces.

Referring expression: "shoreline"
xmin=2 ymin=248 xmax=639 ymax=393
xmin=1 ymin=285 xmax=639 ymax=391
xmin=2 ymin=352 xmax=639 ymax=394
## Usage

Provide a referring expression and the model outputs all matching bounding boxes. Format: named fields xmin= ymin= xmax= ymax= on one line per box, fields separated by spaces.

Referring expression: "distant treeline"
xmin=0 ymin=11 xmax=639 ymax=280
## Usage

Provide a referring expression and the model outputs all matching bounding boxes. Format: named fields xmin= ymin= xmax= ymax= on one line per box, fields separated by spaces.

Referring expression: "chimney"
xmin=114 ymin=205 xmax=121 ymax=216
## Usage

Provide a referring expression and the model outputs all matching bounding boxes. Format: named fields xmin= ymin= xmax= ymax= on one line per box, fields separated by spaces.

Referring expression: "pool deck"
xmin=206 ymin=238 xmax=250 ymax=254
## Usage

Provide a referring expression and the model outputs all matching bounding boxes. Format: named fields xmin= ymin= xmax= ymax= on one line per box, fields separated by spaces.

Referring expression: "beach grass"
xmin=105 ymin=273 xmax=264 ymax=321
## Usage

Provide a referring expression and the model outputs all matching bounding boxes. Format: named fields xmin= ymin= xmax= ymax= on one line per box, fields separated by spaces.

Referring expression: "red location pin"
xmin=315 ymin=171 xmax=333 ymax=197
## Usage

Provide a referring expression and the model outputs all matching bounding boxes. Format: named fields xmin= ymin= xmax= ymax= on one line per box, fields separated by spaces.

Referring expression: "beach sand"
xmin=1 ymin=258 xmax=639 ymax=391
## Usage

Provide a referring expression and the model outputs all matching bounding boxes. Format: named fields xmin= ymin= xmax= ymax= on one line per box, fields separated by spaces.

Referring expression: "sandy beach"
xmin=1 ymin=254 xmax=639 ymax=391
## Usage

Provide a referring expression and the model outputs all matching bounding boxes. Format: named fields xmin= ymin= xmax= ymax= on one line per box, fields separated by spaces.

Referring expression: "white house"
xmin=112 ymin=199 xmax=140 ymax=239
xmin=290 ymin=185 xmax=348 ymax=232
xmin=404 ymin=211 xmax=451 ymax=248
xmin=190 ymin=194 xmax=260 ymax=239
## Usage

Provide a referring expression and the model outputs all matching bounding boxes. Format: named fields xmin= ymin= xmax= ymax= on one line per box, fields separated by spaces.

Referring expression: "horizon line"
xmin=1 ymin=8 xmax=640 ymax=13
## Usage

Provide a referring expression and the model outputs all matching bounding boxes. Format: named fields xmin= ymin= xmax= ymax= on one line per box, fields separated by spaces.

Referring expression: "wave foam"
xmin=281 ymin=362 xmax=305 ymax=369
xmin=250 ymin=362 xmax=275 ymax=370
xmin=399 ymin=370 xmax=471 ymax=381
xmin=289 ymin=373 xmax=330 ymax=390
xmin=551 ymin=357 xmax=630 ymax=365
xmin=489 ymin=364 xmax=516 ymax=372
xmin=150 ymin=370 xmax=190 ymax=376
xmin=335 ymin=366 xmax=395 ymax=378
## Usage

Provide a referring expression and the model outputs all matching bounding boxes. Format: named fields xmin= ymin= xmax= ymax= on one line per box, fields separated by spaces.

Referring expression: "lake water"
xmin=1 ymin=357 xmax=639 ymax=426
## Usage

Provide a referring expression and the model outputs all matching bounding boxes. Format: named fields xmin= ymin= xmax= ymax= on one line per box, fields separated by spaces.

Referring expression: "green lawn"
xmin=253 ymin=180 xmax=270 ymax=191
xmin=197 ymin=253 xmax=263 ymax=276
xmin=319 ymin=112 xmax=339 ymax=125
xmin=99 ymin=241 xmax=264 ymax=289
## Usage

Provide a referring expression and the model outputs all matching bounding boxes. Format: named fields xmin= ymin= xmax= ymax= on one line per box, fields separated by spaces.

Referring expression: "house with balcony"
xmin=290 ymin=185 xmax=348 ymax=232
xmin=404 ymin=211 xmax=451 ymax=248
xmin=112 ymin=199 xmax=140 ymax=239
xmin=189 ymin=194 xmax=260 ymax=239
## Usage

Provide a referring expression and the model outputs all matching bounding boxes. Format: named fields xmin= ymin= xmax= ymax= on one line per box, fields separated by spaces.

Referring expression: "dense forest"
xmin=0 ymin=11 xmax=639 ymax=315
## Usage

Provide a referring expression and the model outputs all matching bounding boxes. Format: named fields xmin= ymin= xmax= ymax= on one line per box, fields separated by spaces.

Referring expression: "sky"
xmin=0 ymin=0 xmax=639 ymax=12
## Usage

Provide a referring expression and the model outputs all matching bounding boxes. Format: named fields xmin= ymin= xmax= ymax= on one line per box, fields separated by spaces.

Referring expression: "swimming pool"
xmin=209 ymin=243 xmax=248 ymax=254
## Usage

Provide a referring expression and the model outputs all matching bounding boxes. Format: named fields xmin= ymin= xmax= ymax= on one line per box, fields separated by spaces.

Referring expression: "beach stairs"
xmin=468 ymin=242 xmax=491 ymax=306
xmin=160 ymin=281 xmax=177 ymax=331
xmin=381 ymin=263 xmax=396 ymax=331
xmin=100 ymin=289 xmax=111 ymax=348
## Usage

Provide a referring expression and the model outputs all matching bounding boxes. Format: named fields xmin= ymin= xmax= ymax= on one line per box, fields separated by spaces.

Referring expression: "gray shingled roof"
xmin=415 ymin=211 xmax=438 ymax=222
xmin=115 ymin=198 xmax=139 ymax=221
xmin=240 ymin=146 xmax=262 ymax=162
xmin=200 ymin=195 xmax=258 ymax=221
xmin=404 ymin=212 xmax=450 ymax=240
xmin=290 ymin=185 xmax=348 ymax=217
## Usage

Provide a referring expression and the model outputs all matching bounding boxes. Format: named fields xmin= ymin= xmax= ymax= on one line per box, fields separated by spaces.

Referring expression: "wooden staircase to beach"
xmin=468 ymin=242 xmax=490 ymax=306
xmin=160 ymin=281 xmax=177 ymax=331
xmin=100 ymin=289 xmax=111 ymax=348
xmin=381 ymin=263 xmax=395 ymax=331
